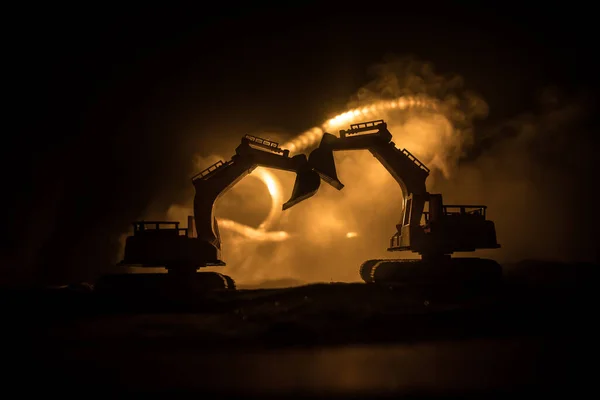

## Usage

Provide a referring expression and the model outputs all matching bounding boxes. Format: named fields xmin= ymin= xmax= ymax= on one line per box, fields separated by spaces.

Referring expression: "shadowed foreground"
xmin=4 ymin=260 xmax=596 ymax=397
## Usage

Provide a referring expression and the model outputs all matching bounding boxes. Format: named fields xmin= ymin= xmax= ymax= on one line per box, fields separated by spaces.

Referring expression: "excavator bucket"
xmin=282 ymin=169 xmax=321 ymax=210
xmin=308 ymin=133 xmax=344 ymax=190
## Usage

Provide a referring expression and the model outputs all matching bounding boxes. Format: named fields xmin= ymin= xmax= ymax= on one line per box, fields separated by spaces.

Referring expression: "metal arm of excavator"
xmin=192 ymin=134 xmax=321 ymax=254
xmin=307 ymin=120 xmax=430 ymax=228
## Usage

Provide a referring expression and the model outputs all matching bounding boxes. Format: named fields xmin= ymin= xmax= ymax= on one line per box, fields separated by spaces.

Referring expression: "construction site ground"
xmin=3 ymin=260 xmax=596 ymax=397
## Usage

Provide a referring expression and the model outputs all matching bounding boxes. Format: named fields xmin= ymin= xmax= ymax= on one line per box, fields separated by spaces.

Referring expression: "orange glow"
xmin=147 ymin=58 xmax=494 ymax=285
xmin=187 ymin=94 xmax=469 ymax=283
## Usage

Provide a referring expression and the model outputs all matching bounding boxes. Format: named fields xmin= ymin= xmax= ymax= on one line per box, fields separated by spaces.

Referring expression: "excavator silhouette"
xmin=96 ymin=134 xmax=320 ymax=293
xmin=307 ymin=119 xmax=502 ymax=286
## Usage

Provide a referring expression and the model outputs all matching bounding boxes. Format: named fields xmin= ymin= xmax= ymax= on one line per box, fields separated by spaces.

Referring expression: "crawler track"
xmin=359 ymin=258 xmax=502 ymax=286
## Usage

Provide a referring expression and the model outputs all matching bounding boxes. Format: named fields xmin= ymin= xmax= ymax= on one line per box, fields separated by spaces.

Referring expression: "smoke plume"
xmin=437 ymin=89 xmax=598 ymax=263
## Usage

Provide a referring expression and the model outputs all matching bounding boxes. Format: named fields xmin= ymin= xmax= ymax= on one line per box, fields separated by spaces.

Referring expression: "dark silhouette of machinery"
xmin=96 ymin=134 xmax=320 ymax=293
xmin=307 ymin=120 xmax=502 ymax=286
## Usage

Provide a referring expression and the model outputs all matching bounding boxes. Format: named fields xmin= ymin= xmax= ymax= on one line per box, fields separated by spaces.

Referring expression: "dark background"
xmin=5 ymin=3 xmax=598 ymax=285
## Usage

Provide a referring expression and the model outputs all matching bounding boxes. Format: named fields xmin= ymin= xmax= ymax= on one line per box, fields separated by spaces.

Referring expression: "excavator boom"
xmin=309 ymin=120 xmax=430 ymax=227
xmin=193 ymin=134 xmax=321 ymax=253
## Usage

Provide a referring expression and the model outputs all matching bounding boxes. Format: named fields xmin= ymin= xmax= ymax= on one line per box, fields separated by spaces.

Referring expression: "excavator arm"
xmin=307 ymin=119 xmax=499 ymax=261
xmin=308 ymin=120 xmax=430 ymax=228
xmin=192 ymin=134 xmax=321 ymax=255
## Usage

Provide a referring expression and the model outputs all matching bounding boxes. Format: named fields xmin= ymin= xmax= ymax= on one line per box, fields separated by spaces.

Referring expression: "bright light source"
xmin=346 ymin=232 xmax=358 ymax=238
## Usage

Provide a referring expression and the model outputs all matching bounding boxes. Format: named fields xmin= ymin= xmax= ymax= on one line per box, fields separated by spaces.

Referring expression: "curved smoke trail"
xmin=284 ymin=95 xmax=439 ymax=153
xmin=215 ymin=168 xmax=290 ymax=241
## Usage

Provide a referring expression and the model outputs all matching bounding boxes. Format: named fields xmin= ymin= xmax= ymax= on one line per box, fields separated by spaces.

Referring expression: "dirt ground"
xmin=3 ymin=260 xmax=596 ymax=397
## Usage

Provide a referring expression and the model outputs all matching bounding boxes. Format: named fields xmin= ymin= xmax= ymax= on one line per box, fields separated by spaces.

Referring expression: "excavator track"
xmin=359 ymin=258 xmax=502 ymax=287
xmin=94 ymin=271 xmax=236 ymax=296
xmin=359 ymin=259 xmax=389 ymax=283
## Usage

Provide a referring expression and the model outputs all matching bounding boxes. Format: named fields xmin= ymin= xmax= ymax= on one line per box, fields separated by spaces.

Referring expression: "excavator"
xmin=95 ymin=134 xmax=321 ymax=293
xmin=307 ymin=119 xmax=502 ymax=286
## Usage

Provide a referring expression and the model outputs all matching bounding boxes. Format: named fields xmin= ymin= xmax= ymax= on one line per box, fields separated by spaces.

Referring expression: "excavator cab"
xmin=121 ymin=219 xmax=225 ymax=271
xmin=389 ymin=193 xmax=500 ymax=258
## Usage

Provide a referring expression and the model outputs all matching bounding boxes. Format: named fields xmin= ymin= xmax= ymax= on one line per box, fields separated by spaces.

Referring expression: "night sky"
xmin=6 ymin=3 xmax=598 ymax=285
